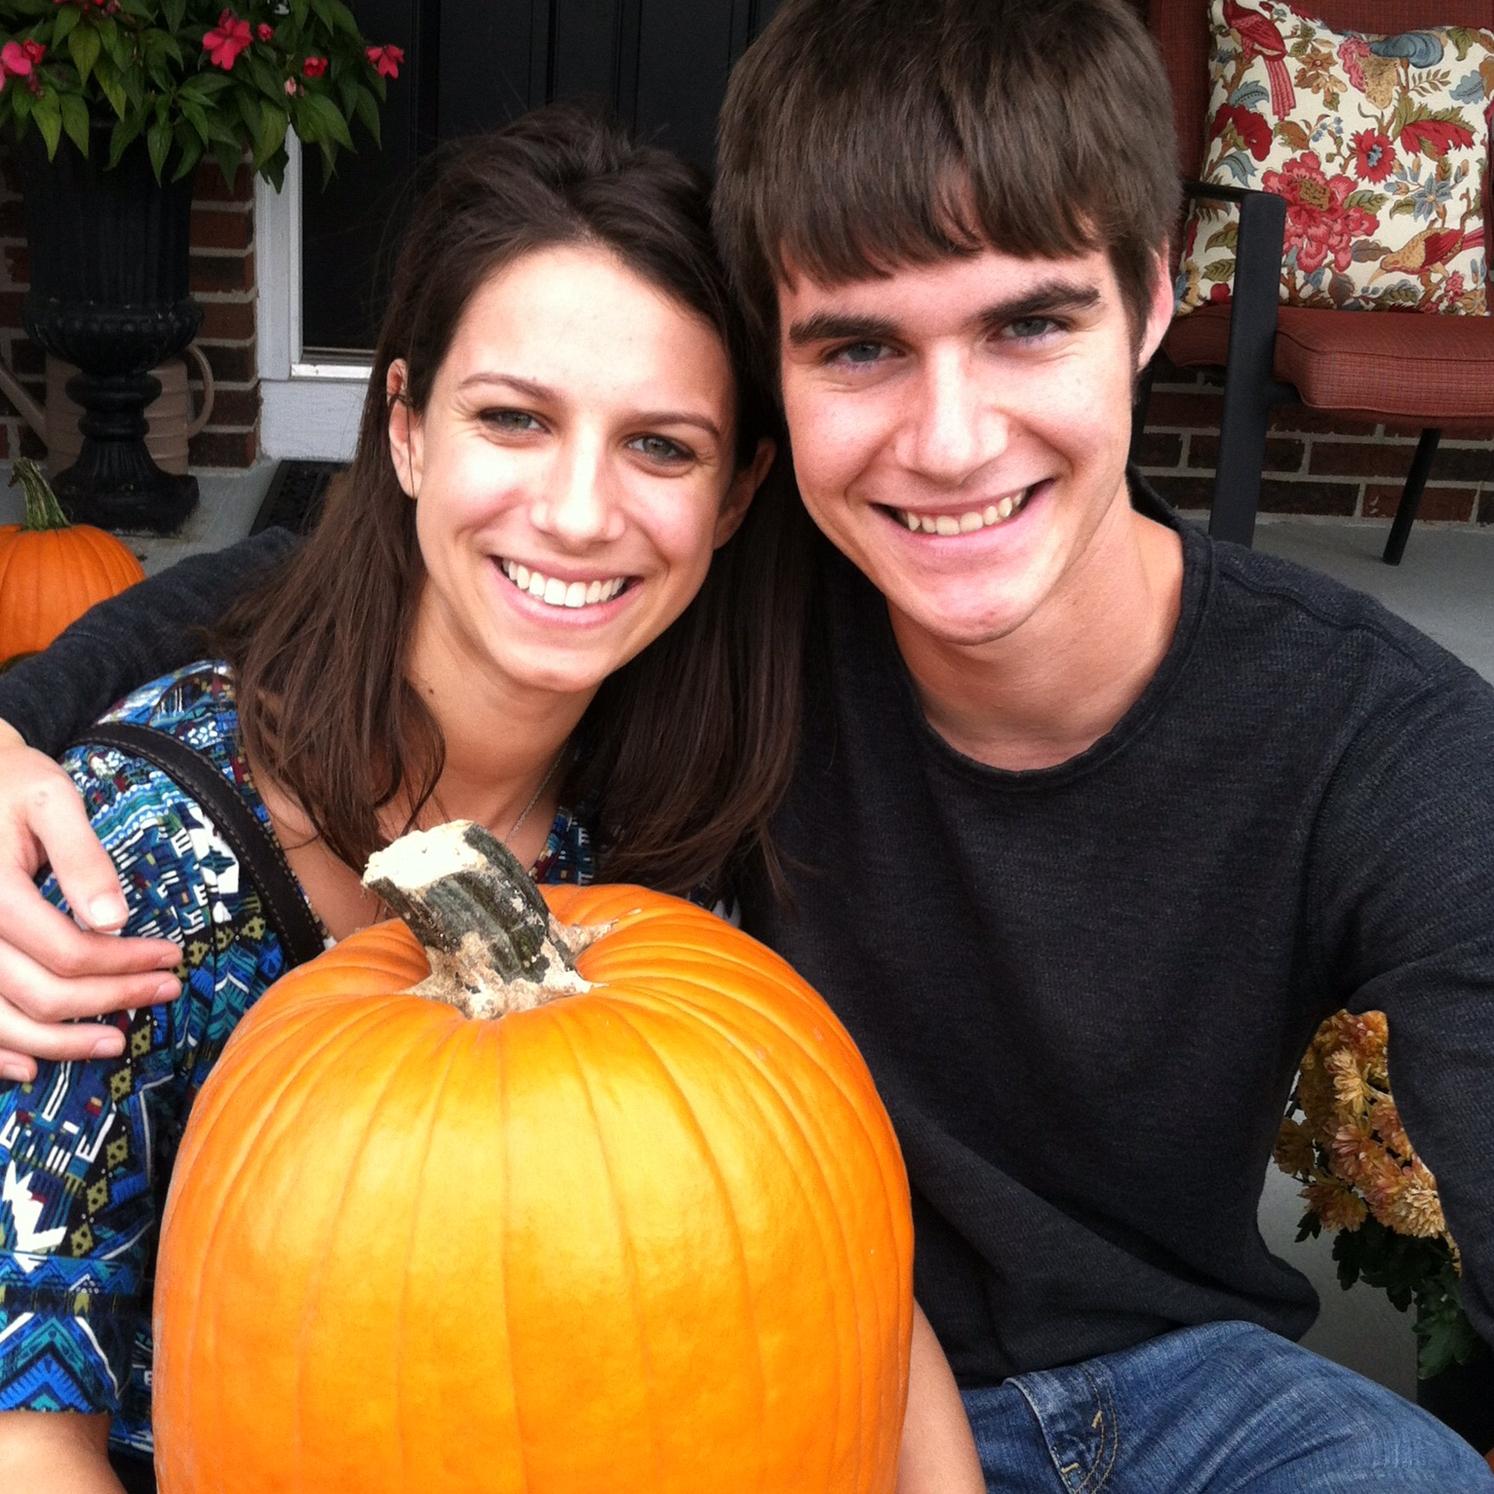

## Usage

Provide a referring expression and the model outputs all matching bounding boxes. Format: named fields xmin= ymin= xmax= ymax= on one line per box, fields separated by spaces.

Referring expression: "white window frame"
xmin=255 ymin=134 xmax=372 ymax=461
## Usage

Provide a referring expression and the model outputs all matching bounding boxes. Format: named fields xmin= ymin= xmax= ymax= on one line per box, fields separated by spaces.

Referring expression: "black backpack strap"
xmin=72 ymin=722 xmax=326 ymax=968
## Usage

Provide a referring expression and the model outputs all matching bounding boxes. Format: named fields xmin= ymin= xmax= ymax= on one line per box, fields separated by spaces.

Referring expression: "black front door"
xmin=301 ymin=0 xmax=781 ymax=356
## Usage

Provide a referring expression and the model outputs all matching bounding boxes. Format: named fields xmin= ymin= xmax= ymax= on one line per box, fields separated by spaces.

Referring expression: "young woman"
xmin=0 ymin=111 xmax=980 ymax=1491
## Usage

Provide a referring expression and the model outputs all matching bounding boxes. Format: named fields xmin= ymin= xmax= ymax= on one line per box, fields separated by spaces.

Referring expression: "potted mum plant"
xmin=0 ymin=0 xmax=402 ymax=531
xmin=1276 ymin=1009 xmax=1492 ymax=1456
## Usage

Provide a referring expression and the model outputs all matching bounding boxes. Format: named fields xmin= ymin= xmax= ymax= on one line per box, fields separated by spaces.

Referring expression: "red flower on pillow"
xmin=1397 ymin=117 xmax=1475 ymax=161
xmin=1211 ymin=103 xmax=1274 ymax=161
xmin=1352 ymin=129 xmax=1395 ymax=183
xmin=1262 ymin=152 xmax=1380 ymax=274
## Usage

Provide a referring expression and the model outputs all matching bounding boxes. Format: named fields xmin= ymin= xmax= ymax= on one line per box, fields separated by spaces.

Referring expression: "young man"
xmin=0 ymin=1 xmax=1491 ymax=1487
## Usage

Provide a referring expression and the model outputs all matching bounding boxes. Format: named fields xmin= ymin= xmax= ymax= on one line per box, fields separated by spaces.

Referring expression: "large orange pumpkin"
xmin=153 ymin=821 xmax=913 ymax=1493
xmin=0 ymin=458 xmax=145 ymax=663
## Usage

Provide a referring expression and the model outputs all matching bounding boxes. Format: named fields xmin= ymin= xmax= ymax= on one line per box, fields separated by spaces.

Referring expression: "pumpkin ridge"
xmin=544 ymin=1002 xmax=672 ymax=1486
xmin=387 ymin=1012 xmax=471 ymax=1492
xmin=584 ymin=997 xmax=774 ymax=1479
xmin=281 ymin=1003 xmax=444 ymax=1485
xmin=158 ymin=998 xmax=400 ymax=1484
xmin=612 ymin=978 xmax=910 ymax=1484
xmin=601 ymin=969 xmax=912 ymax=1471
xmin=600 ymin=994 xmax=866 ymax=1487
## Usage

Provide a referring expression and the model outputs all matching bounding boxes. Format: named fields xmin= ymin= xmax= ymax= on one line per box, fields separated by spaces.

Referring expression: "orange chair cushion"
xmin=1164 ymin=302 xmax=1494 ymax=424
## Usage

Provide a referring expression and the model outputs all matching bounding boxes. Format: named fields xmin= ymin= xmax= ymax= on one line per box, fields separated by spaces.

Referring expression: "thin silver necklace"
xmin=507 ymin=745 xmax=567 ymax=841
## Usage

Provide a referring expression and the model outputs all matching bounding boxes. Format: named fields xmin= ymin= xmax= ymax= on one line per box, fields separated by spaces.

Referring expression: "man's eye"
xmin=1006 ymin=317 xmax=1062 ymax=341
xmin=631 ymin=434 xmax=691 ymax=463
xmin=828 ymin=341 xmax=889 ymax=366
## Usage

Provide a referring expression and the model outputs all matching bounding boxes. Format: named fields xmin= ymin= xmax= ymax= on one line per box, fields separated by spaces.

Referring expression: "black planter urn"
xmin=15 ymin=120 xmax=201 ymax=533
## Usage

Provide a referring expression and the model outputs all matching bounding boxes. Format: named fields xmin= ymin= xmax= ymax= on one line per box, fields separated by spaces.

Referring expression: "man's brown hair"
xmin=714 ymin=0 xmax=1180 ymax=358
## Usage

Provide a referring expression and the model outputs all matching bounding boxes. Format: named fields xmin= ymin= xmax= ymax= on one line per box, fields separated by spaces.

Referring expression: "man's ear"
xmin=714 ymin=437 xmax=777 ymax=548
xmin=1137 ymin=249 xmax=1177 ymax=371
xmin=386 ymin=359 xmax=423 ymax=499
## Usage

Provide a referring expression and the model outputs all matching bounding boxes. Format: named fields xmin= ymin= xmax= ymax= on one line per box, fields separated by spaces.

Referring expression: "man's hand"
xmin=0 ymin=721 xmax=180 ymax=1082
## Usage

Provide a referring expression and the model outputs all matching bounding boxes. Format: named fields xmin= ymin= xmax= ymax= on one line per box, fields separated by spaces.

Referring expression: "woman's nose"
xmin=531 ymin=436 xmax=626 ymax=548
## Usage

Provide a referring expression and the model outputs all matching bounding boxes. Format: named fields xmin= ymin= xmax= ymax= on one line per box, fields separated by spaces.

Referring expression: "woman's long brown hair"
xmin=215 ymin=108 xmax=810 ymax=898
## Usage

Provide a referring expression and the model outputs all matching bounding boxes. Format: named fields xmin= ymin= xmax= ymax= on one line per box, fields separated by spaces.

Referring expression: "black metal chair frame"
xmin=1134 ymin=180 xmax=1443 ymax=563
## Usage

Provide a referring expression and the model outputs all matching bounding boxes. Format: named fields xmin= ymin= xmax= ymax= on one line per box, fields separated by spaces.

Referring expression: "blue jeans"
xmin=961 ymin=1321 xmax=1494 ymax=1492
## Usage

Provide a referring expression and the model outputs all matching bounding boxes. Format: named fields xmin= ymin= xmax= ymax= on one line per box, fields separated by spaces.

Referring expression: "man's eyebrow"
xmin=978 ymin=281 xmax=1104 ymax=328
xmin=786 ymin=312 xmax=899 ymax=347
xmin=786 ymin=279 xmax=1106 ymax=348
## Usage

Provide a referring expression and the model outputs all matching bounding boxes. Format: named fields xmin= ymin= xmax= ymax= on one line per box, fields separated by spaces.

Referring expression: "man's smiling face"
xmin=776 ymin=243 xmax=1172 ymax=656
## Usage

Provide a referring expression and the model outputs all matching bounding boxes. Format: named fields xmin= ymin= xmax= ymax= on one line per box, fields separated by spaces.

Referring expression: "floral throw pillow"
xmin=1176 ymin=0 xmax=1494 ymax=315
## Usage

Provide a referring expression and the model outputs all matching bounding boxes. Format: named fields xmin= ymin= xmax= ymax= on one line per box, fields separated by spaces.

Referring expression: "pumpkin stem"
xmin=363 ymin=820 xmax=589 ymax=1019
xmin=9 ymin=458 xmax=71 ymax=532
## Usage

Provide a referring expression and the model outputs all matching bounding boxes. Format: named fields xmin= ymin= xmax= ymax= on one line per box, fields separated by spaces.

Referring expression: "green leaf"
xmin=352 ymin=85 xmax=380 ymax=147
xmin=180 ymin=98 xmax=211 ymax=144
xmin=255 ymin=104 xmax=287 ymax=170
xmin=1343 ymin=189 xmax=1388 ymax=213
xmin=180 ymin=73 xmax=233 ymax=100
xmin=92 ymin=57 xmax=128 ymax=118
xmin=165 ymin=0 xmax=186 ymax=31
xmin=1204 ymin=222 xmax=1239 ymax=253
xmin=1390 ymin=198 xmax=1419 ymax=218
xmin=292 ymin=0 xmax=310 ymax=23
xmin=322 ymin=0 xmax=361 ymax=39
xmin=32 ymin=90 xmax=62 ymax=160
xmin=106 ymin=111 xmax=145 ymax=170
xmin=52 ymin=5 xmax=81 ymax=45
xmin=211 ymin=138 xmax=242 ymax=190
xmin=304 ymin=90 xmax=352 ymax=150
xmin=1202 ymin=258 xmax=1236 ymax=283
xmin=68 ymin=21 xmax=101 ymax=87
xmin=146 ymin=117 xmax=171 ymax=182
xmin=170 ymin=122 xmax=204 ymax=183
xmin=236 ymin=89 xmax=264 ymax=139
xmin=58 ymin=91 xmax=89 ymax=159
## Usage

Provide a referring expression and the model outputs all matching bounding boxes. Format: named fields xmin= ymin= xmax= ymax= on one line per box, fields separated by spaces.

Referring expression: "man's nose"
xmin=898 ymin=353 xmax=1006 ymax=486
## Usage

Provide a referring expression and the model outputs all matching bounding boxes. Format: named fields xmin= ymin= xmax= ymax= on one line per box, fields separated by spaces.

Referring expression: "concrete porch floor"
xmin=4 ymin=464 xmax=1492 ymax=1397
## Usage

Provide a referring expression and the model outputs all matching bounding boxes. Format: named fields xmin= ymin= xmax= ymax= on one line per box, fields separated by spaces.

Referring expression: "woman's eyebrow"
xmin=457 ymin=372 xmax=553 ymax=400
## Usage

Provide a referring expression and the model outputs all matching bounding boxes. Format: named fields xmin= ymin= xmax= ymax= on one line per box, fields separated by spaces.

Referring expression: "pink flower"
xmin=256 ymin=22 xmax=273 ymax=41
xmin=1337 ymin=35 xmax=1370 ymax=92
xmin=22 ymin=40 xmax=45 ymax=64
xmin=366 ymin=43 xmax=403 ymax=79
xmin=1262 ymin=151 xmax=1380 ymax=275
xmin=284 ymin=77 xmax=301 ymax=95
xmin=0 ymin=40 xmax=35 ymax=78
xmin=302 ymin=54 xmax=327 ymax=78
xmin=203 ymin=9 xmax=252 ymax=70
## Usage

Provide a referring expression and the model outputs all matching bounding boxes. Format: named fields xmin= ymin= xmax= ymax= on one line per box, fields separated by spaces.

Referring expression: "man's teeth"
xmin=897 ymin=487 xmax=1033 ymax=534
xmin=501 ymin=561 xmax=627 ymax=608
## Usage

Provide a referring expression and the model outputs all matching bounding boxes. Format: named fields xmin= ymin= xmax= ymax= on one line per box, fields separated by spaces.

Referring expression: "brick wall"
xmin=0 ymin=152 xmax=260 ymax=471
xmin=1138 ymin=355 xmax=1494 ymax=527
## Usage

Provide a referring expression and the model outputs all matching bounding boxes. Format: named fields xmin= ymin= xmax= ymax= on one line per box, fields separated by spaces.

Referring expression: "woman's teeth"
xmin=501 ymin=561 xmax=627 ymax=608
xmin=896 ymin=486 xmax=1033 ymax=535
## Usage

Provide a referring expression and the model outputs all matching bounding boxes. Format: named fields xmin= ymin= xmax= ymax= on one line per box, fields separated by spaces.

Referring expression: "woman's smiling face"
xmin=392 ymin=242 xmax=763 ymax=710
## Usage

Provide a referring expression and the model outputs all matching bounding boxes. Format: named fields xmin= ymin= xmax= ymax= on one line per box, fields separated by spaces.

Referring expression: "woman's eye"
xmin=630 ymin=434 xmax=692 ymax=464
xmin=482 ymin=408 xmax=542 ymax=432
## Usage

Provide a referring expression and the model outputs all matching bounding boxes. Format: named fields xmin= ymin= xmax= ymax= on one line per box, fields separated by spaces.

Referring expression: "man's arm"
xmin=0 ymin=1411 xmax=123 ymax=1493
xmin=0 ymin=527 xmax=298 ymax=755
xmin=0 ymin=528 xmax=298 ymax=1078
xmin=1309 ymin=667 xmax=1494 ymax=1354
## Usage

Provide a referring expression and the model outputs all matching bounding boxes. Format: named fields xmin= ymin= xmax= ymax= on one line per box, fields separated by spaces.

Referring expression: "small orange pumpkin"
xmin=154 ymin=821 xmax=913 ymax=1493
xmin=0 ymin=458 xmax=145 ymax=662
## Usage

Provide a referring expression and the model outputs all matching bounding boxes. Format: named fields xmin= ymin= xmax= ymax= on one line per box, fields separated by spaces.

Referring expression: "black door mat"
xmin=250 ymin=459 xmax=346 ymax=536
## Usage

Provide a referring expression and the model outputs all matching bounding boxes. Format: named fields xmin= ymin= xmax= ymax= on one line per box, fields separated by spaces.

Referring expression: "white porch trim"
xmin=254 ymin=134 xmax=371 ymax=462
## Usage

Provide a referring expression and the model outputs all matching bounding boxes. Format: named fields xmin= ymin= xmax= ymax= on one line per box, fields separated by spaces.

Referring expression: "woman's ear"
xmin=714 ymin=437 xmax=777 ymax=548
xmin=386 ymin=359 xmax=422 ymax=499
